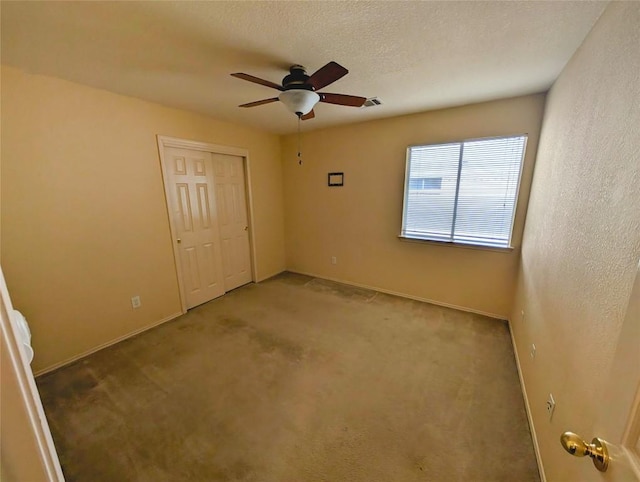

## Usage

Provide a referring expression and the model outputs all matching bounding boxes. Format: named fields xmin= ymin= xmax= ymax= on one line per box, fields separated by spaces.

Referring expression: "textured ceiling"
xmin=1 ymin=1 xmax=607 ymax=134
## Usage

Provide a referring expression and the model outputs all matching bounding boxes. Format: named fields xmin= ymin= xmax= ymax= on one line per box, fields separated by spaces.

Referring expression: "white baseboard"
xmin=34 ymin=312 xmax=183 ymax=377
xmin=287 ymin=269 xmax=506 ymax=320
xmin=508 ymin=319 xmax=546 ymax=482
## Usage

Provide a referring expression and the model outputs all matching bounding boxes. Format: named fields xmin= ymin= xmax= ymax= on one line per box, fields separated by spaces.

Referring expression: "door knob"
xmin=177 ymin=238 xmax=182 ymax=244
xmin=560 ymin=432 xmax=609 ymax=472
xmin=244 ymin=226 xmax=248 ymax=231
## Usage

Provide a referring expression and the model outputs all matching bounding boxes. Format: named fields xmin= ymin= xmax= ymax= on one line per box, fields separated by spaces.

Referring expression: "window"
xmin=409 ymin=177 xmax=442 ymax=190
xmin=401 ymin=135 xmax=527 ymax=248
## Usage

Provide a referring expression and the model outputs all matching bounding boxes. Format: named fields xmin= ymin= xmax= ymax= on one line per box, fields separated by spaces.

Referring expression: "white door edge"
xmin=0 ymin=266 xmax=66 ymax=481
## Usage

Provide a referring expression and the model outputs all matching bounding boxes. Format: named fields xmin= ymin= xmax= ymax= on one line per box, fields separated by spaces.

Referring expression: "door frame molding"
xmin=156 ymin=135 xmax=258 ymax=313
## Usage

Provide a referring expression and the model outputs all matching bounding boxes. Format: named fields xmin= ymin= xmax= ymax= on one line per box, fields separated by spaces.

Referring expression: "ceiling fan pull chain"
xmin=297 ymin=115 xmax=303 ymax=165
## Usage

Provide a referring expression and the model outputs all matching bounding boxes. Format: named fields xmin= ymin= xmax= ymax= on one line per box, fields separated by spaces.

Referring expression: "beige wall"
xmin=0 ymin=66 xmax=285 ymax=373
xmin=282 ymin=94 xmax=545 ymax=317
xmin=510 ymin=3 xmax=640 ymax=481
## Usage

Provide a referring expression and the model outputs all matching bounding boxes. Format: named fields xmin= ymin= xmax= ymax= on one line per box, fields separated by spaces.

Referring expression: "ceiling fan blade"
xmin=231 ymin=73 xmax=284 ymax=91
xmin=307 ymin=61 xmax=348 ymax=91
xmin=301 ymin=110 xmax=315 ymax=121
xmin=239 ymin=98 xmax=279 ymax=108
xmin=319 ymin=93 xmax=367 ymax=107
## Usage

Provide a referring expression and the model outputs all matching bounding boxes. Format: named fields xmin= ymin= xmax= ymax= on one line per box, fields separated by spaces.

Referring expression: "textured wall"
xmin=510 ymin=3 xmax=640 ymax=481
xmin=282 ymin=94 xmax=546 ymax=318
xmin=1 ymin=66 xmax=285 ymax=373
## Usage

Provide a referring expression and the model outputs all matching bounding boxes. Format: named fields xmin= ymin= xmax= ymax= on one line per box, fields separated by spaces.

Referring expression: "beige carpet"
xmin=37 ymin=272 xmax=539 ymax=481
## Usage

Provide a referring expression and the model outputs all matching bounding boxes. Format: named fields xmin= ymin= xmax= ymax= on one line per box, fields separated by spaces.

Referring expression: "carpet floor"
xmin=37 ymin=272 xmax=539 ymax=482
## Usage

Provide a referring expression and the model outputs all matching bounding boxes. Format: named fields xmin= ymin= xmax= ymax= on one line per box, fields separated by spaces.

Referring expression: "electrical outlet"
xmin=131 ymin=295 xmax=141 ymax=309
xmin=530 ymin=343 xmax=536 ymax=359
xmin=546 ymin=393 xmax=555 ymax=421
xmin=331 ymin=256 xmax=337 ymax=265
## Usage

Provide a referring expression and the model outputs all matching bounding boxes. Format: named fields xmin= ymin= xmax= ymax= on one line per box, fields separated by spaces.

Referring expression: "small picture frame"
xmin=328 ymin=172 xmax=344 ymax=187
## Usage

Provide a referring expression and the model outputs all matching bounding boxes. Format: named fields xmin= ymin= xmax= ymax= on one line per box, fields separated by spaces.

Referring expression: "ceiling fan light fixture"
xmin=278 ymin=89 xmax=319 ymax=116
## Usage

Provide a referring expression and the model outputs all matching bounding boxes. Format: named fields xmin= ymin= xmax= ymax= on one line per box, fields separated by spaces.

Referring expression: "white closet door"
xmin=164 ymin=147 xmax=225 ymax=308
xmin=213 ymin=153 xmax=252 ymax=292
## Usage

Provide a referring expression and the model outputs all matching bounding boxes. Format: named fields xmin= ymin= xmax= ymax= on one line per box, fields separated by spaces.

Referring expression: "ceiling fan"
xmin=231 ymin=61 xmax=366 ymax=120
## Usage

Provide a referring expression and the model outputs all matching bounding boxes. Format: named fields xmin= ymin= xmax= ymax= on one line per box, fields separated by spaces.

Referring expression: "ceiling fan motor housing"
xmin=283 ymin=65 xmax=313 ymax=90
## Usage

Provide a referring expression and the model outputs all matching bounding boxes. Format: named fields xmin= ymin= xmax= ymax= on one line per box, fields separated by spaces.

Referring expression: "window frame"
xmin=400 ymin=134 xmax=528 ymax=250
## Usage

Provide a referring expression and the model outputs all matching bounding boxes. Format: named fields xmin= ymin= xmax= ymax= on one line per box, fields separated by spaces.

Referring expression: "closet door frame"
xmin=157 ymin=135 xmax=257 ymax=314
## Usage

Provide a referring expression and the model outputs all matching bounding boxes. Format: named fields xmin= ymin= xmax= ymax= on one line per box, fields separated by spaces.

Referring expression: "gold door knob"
xmin=177 ymin=238 xmax=182 ymax=244
xmin=560 ymin=432 xmax=609 ymax=472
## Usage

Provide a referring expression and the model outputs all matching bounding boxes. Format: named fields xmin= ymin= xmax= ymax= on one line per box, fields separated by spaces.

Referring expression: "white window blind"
xmin=401 ymin=135 xmax=527 ymax=248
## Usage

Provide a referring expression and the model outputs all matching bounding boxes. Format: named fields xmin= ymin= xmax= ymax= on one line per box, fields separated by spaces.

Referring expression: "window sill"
xmin=397 ymin=235 xmax=516 ymax=253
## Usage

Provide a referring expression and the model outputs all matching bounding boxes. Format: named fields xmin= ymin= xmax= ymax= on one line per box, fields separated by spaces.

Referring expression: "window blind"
xmin=401 ymin=135 xmax=527 ymax=248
